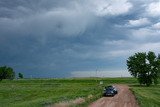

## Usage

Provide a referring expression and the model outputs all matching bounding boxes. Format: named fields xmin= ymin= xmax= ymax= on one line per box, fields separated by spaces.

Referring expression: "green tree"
xmin=18 ymin=73 xmax=23 ymax=79
xmin=0 ymin=66 xmax=15 ymax=81
xmin=127 ymin=51 xmax=160 ymax=86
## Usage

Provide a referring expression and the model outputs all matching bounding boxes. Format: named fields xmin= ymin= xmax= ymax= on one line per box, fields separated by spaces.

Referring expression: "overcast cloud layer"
xmin=0 ymin=0 xmax=160 ymax=78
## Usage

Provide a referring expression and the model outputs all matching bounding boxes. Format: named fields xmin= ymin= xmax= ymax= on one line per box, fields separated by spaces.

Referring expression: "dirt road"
xmin=89 ymin=85 xmax=139 ymax=107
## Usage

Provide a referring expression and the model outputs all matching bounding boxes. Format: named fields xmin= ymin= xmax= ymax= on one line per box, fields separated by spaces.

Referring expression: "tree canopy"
xmin=0 ymin=66 xmax=15 ymax=81
xmin=127 ymin=51 xmax=160 ymax=86
xmin=18 ymin=73 xmax=23 ymax=79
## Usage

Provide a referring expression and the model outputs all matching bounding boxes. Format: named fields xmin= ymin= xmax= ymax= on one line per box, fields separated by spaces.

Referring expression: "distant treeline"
xmin=0 ymin=66 xmax=23 ymax=81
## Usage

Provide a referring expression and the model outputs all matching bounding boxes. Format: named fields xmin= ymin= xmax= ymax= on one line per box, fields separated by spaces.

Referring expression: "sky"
xmin=0 ymin=0 xmax=160 ymax=78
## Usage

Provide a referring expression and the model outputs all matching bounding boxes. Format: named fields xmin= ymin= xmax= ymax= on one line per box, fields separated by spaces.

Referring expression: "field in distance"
xmin=0 ymin=78 xmax=159 ymax=107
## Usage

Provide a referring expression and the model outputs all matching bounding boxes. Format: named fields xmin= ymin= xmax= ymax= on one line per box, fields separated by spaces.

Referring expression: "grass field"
xmin=131 ymin=84 xmax=160 ymax=107
xmin=0 ymin=78 xmax=159 ymax=107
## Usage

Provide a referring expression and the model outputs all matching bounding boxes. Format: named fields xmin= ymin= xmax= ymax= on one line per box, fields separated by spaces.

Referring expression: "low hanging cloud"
xmin=0 ymin=5 xmax=95 ymax=38
xmin=0 ymin=0 xmax=133 ymax=39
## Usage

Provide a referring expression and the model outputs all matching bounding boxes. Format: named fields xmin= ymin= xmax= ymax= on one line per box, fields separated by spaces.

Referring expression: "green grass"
xmin=0 ymin=77 xmax=159 ymax=107
xmin=131 ymin=84 xmax=160 ymax=107
xmin=0 ymin=78 xmax=99 ymax=107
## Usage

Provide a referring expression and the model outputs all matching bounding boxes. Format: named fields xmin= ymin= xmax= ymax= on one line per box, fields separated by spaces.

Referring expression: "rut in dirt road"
xmin=89 ymin=85 xmax=139 ymax=107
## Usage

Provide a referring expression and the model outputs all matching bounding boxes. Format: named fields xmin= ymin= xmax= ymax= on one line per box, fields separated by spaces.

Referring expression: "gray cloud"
xmin=0 ymin=0 xmax=160 ymax=78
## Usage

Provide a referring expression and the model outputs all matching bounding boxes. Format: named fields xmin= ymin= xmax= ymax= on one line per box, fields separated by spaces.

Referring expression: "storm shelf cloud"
xmin=0 ymin=0 xmax=160 ymax=78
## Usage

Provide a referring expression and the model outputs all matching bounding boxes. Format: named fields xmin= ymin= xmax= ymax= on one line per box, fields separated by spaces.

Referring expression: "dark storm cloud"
xmin=0 ymin=0 xmax=160 ymax=77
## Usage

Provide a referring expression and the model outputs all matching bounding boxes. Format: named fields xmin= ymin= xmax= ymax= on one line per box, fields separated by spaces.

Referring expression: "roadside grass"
xmin=130 ymin=84 xmax=160 ymax=107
